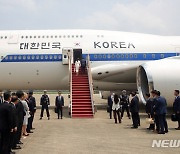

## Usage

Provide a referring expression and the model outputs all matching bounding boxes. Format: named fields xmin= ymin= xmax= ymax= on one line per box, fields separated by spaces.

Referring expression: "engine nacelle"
xmin=137 ymin=57 xmax=180 ymax=106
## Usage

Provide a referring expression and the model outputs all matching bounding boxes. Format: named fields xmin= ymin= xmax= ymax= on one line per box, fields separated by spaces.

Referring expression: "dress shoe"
xmin=12 ymin=145 xmax=22 ymax=150
xmin=23 ymin=133 xmax=29 ymax=136
xmin=175 ymin=127 xmax=180 ymax=130
xmin=39 ymin=117 xmax=42 ymax=120
xmin=17 ymin=141 xmax=23 ymax=144
xmin=165 ymin=130 xmax=168 ymax=133
xmin=131 ymin=127 xmax=138 ymax=129
xmin=48 ymin=117 xmax=50 ymax=120
xmin=10 ymin=151 xmax=16 ymax=154
xmin=158 ymin=132 xmax=165 ymax=134
xmin=31 ymin=128 xmax=35 ymax=130
xmin=27 ymin=131 xmax=33 ymax=133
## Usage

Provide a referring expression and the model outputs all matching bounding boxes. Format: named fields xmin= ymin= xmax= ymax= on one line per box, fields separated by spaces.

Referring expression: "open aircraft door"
xmin=62 ymin=48 xmax=73 ymax=65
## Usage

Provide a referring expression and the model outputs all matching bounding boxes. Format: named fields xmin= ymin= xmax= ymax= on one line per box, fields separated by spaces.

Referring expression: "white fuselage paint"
xmin=0 ymin=30 xmax=179 ymax=93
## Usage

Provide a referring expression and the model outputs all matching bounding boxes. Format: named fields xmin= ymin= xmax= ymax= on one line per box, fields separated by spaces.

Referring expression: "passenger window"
xmin=161 ymin=54 xmax=164 ymax=58
xmin=45 ymin=55 xmax=48 ymax=59
xmin=116 ymin=54 xmax=120 ymax=58
xmin=94 ymin=55 xmax=97 ymax=59
xmin=103 ymin=54 xmax=106 ymax=59
xmin=36 ymin=55 xmax=39 ymax=59
xmin=121 ymin=54 xmax=124 ymax=58
xmin=134 ymin=54 xmax=137 ymax=58
xmin=98 ymin=55 xmax=102 ymax=58
xmin=152 ymin=54 xmax=155 ymax=58
xmin=143 ymin=54 xmax=146 ymax=58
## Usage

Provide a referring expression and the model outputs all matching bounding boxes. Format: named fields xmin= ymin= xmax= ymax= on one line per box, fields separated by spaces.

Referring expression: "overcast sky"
xmin=0 ymin=0 xmax=180 ymax=35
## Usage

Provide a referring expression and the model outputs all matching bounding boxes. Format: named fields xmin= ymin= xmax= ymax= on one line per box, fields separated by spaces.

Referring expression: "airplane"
xmin=0 ymin=29 xmax=180 ymax=106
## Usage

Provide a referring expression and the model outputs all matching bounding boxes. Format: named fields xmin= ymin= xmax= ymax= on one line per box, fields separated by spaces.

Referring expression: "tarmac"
xmin=15 ymin=94 xmax=179 ymax=154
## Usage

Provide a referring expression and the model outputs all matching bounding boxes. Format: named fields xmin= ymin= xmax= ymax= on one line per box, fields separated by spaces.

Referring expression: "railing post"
xmin=86 ymin=54 xmax=95 ymax=115
xmin=68 ymin=55 xmax=73 ymax=118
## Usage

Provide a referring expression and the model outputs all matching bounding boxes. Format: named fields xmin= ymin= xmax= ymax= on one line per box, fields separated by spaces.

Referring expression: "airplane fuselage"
xmin=0 ymin=30 xmax=180 ymax=91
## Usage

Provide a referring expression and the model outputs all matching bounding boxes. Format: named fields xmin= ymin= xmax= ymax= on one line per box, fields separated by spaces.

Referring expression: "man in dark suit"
xmin=173 ymin=90 xmax=180 ymax=130
xmin=107 ymin=93 xmax=114 ymax=119
xmin=120 ymin=90 xmax=130 ymax=119
xmin=145 ymin=93 xmax=155 ymax=130
xmin=154 ymin=91 xmax=168 ymax=134
xmin=0 ymin=91 xmax=13 ymax=154
xmin=151 ymin=90 xmax=160 ymax=132
xmin=81 ymin=58 xmax=86 ymax=74
xmin=16 ymin=90 xmax=25 ymax=145
xmin=0 ymin=90 xmax=3 ymax=104
xmin=27 ymin=90 xmax=36 ymax=133
xmin=55 ymin=91 xmax=64 ymax=119
xmin=10 ymin=95 xmax=21 ymax=150
xmin=40 ymin=90 xmax=50 ymax=120
xmin=130 ymin=92 xmax=140 ymax=128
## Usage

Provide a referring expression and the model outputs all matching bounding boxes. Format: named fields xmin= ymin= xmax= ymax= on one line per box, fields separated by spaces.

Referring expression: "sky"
xmin=0 ymin=0 xmax=180 ymax=35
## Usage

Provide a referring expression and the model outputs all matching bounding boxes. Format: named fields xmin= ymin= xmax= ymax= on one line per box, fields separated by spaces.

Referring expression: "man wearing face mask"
xmin=107 ymin=92 xmax=114 ymax=119
xmin=120 ymin=90 xmax=131 ymax=119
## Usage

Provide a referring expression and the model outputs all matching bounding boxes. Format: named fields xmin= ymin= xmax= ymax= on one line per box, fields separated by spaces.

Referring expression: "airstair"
xmin=69 ymin=55 xmax=94 ymax=118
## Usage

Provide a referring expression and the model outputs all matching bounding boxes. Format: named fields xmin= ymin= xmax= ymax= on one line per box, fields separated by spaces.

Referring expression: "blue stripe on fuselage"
xmin=0 ymin=52 xmax=178 ymax=62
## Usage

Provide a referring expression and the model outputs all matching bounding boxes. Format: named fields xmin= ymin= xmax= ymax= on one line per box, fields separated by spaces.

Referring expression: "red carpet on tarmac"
xmin=71 ymin=65 xmax=93 ymax=118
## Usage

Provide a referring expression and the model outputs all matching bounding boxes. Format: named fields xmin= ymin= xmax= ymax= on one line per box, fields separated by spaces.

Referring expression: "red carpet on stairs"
xmin=71 ymin=64 xmax=93 ymax=118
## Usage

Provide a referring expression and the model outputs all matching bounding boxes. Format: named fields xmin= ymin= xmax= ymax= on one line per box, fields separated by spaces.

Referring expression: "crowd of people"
xmin=107 ymin=89 xmax=180 ymax=133
xmin=0 ymin=89 xmax=66 ymax=154
xmin=1 ymin=88 xmax=180 ymax=153
xmin=0 ymin=90 xmax=36 ymax=154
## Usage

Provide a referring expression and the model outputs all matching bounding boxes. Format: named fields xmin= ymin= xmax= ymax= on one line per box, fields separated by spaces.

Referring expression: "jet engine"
xmin=137 ymin=57 xmax=180 ymax=106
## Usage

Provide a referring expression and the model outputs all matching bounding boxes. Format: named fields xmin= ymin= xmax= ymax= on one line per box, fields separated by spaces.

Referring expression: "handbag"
xmin=107 ymin=106 xmax=110 ymax=113
xmin=54 ymin=107 xmax=58 ymax=113
xmin=171 ymin=114 xmax=178 ymax=122
xmin=146 ymin=118 xmax=154 ymax=124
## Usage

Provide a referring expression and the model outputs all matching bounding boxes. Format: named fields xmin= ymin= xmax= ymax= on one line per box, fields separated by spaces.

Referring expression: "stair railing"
xmin=68 ymin=55 xmax=73 ymax=118
xmin=86 ymin=54 xmax=94 ymax=115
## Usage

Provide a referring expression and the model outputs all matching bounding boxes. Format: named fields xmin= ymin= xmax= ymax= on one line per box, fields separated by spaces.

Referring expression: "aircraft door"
xmin=62 ymin=48 xmax=72 ymax=65
xmin=73 ymin=49 xmax=82 ymax=63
